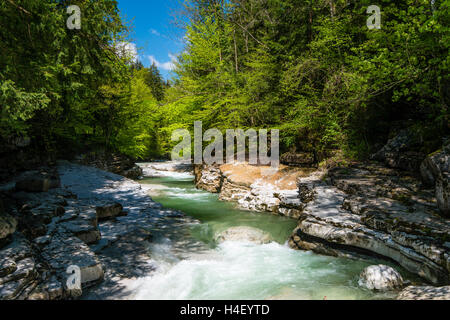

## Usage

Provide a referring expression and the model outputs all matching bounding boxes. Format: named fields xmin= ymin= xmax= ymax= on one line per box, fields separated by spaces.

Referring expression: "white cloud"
xmin=148 ymin=54 xmax=177 ymax=71
xmin=150 ymin=29 xmax=161 ymax=36
xmin=115 ymin=42 xmax=138 ymax=63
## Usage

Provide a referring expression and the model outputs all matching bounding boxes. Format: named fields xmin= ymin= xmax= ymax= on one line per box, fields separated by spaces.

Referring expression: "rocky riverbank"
xmin=0 ymin=161 xmax=190 ymax=300
xmin=193 ymin=143 xmax=450 ymax=298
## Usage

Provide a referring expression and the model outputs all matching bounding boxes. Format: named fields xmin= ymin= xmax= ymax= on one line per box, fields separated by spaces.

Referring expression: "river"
xmin=129 ymin=168 xmax=401 ymax=300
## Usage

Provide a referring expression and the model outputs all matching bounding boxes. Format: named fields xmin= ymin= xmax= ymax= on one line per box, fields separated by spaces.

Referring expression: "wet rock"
xmin=397 ymin=285 xmax=450 ymax=300
xmin=215 ymin=226 xmax=273 ymax=244
xmin=359 ymin=265 xmax=404 ymax=291
xmin=0 ymin=214 xmax=17 ymax=240
xmin=145 ymin=161 xmax=193 ymax=173
xmin=95 ymin=203 xmax=124 ymax=220
xmin=289 ymin=177 xmax=450 ymax=285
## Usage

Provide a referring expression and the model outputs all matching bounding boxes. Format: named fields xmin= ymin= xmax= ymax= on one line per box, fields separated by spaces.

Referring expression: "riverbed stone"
xmin=359 ymin=265 xmax=404 ymax=291
xmin=371 ymin=128 xmax=425 ymax=172
xmin=280 ymin=152 xmax=316 ymax=167
xmin=0 ymin=214 xmax=17 ymax=240
xmin=420 ymin=144 xmax=449 ymax=187
xmin=0 ymin=259 xmax=17 ymax=277
xmin=397 ymin=285 xmax=450 ymax=300
xmin=40 ymin=234 xmax=104 ymax=289
xmin=436 ymin=173 xmax=449 ymax=217
xmin=59 ymin=219 xmax=101 ymax=244
xmin=15 ymin=171 xmax=61 ymax=193
xmin=194 ymin=164 xmax=223 ymax=193
xmin=122 ymin=164 xmax=143 ymax=180
xmin=215 ymin=226 xmax=273 ymax=244
xmin=96 ymin=203 xmax=124 ymax=220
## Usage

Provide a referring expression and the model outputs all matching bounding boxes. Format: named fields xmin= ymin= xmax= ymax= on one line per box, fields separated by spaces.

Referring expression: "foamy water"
xmin=129 ymin=167 xmax=399 ymax=300
xmin=131 ymin=241 xmax=393 ymax=300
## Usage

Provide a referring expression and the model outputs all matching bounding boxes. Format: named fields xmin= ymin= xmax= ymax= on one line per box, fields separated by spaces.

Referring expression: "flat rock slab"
xmin=40 ymin=234 xmax=104 ymax=288
xmin=397 ymin=285 xmax=450 ymax=300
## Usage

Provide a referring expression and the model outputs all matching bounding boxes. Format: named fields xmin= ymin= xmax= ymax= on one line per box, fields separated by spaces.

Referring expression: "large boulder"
xmin=280 ymin=152 xmax=316 ymax=167
xmin=194 ymin=164 xmax=223 ymax=193
xmin=372 ymin=129 xmax=425 ymax=172
xmin=420 ymin=144 xmax=450 ymax=216
xmin=122 ymin=164 xmax=143 ymax=180
xmin=359 ymin=265 xmax=404 ymax=291
xmin=0 ymin=214 xmax=17 ymax=240
xmin=436 ymin=173 xmax=449 ymax=217
xmin=15 ymin=170 xmax=60 ymax=193
xmin=420 ymin=144 xmax=450 ymax=187
xmin=95 ymin=203 xmax=125 ymax=220
xmin=215 ymin=226 xmax=273 ymax=244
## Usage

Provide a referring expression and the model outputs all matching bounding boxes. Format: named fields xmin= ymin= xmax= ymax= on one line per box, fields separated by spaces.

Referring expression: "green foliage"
xmin=1 ymin=0 xmax=448 ymax=162
xmin=158 ymin=0 xmax=449 ymax=159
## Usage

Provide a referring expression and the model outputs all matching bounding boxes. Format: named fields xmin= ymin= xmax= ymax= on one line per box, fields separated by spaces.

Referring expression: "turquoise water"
xmin=134 ymin=173 xmax=400 ymax=300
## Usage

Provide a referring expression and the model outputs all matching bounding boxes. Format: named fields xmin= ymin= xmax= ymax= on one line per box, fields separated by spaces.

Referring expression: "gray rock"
xmin=59 ymin=219 xmax=101 ymax=244
xmin=122 ymin=164 xmax=143 ymax=180
xmin=420 ymin=145 xmax=450 ymax=216
xmin=96 ymin=203 xmax=124 ymax=220
xmin=0 ymin=214 xmax=17 ymax=240
xmin=359 ymin=265 xmax=404 ymax=291
xmin=215 ymin=226 xmax=273 ymax=244
xmin=0 ymin=259 xmax=17 ymax=277
xmin=280 ymin=152 xmax=316 ymax=167
xmin=397 ymin=285 xmax=450 ymax=300
xmin=40 ymin=235 xmax=104 ymax=294
xmin=0 ymin=280 xmax=23 ymax=300
xmin=0 ymin=234 xmax=33 ymax=262
xmin=194 ymin=164 xmax=223 ymax=193
xmin=33 ymin=235 xmax=52 ymax=247
xmin=372 ymin=129 xmax=424 ymax=172
xmin=290 ymin=177 xmax=450 ymax=285
xmin=436 ymin=172 xmax=449 ymax=217
xmin=420 ymin=145 xmax=449 ymax=187
xmin=0 ymin=257 xmax=37 ymax=284
xmin=15 ymin=171 xmax=60 ymax=193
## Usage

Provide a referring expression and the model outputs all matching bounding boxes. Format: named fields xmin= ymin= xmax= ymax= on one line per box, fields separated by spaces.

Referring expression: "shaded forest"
xmin=1 ymin=0 xmax=449 ymax=166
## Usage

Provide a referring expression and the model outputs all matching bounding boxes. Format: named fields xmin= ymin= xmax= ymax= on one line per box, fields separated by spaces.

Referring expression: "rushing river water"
xmin=131 ymin=170 xmax=400 ymax=300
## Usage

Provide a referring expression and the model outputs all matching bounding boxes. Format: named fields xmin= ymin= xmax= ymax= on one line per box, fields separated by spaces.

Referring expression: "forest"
xmin=1 ymin=0 xmax=449 ymax=163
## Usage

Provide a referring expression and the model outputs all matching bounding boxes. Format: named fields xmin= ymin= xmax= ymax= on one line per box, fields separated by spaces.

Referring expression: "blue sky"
xmin=117 ymin=0 xmax=186 ymax=80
